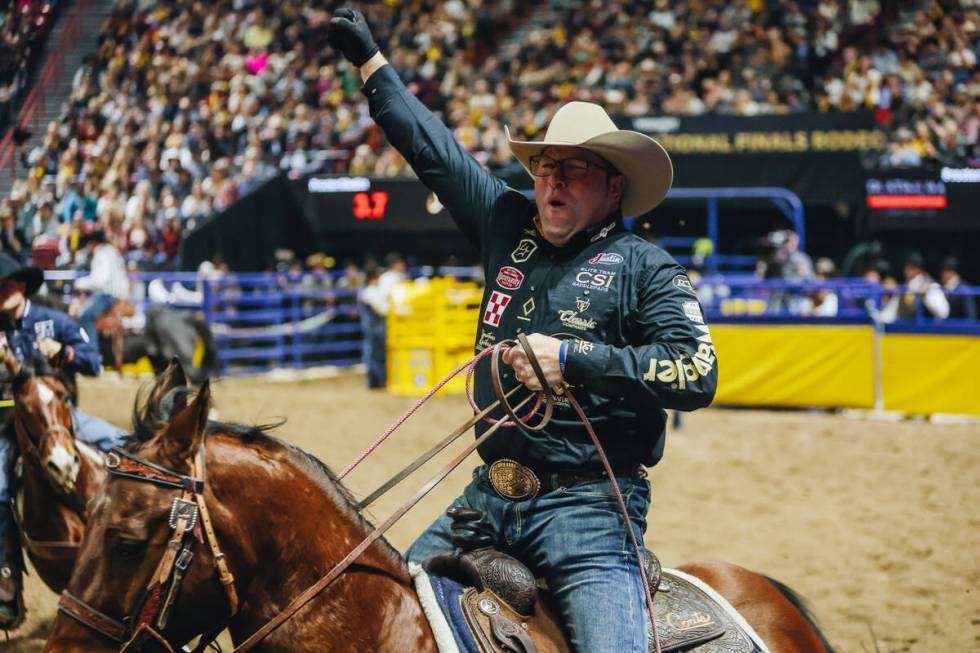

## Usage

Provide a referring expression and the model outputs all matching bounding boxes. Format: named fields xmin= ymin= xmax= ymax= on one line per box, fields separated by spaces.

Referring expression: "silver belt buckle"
xmin=488 ymin=459 xmax=541 ymax=501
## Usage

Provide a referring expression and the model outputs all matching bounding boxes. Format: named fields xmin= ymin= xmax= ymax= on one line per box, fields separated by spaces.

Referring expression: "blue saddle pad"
xmin=427 ymin=573 xmax=481 ymax=653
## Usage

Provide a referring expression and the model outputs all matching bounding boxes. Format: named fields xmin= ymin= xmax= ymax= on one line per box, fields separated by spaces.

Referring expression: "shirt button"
xmin=516 ymin=327 xmax=523 ymax=333
xmin=583 ymin=290 xmax=590 ymax=295
xmin=530 ymin=286 xmax=535 ymax=291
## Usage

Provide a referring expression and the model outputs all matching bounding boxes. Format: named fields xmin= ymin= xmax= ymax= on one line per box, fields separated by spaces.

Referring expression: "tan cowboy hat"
xmin=506 ymin=101 xmax=673 ymax=217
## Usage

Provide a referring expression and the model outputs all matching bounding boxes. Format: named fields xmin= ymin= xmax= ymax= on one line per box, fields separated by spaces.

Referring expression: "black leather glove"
xmin=447 ymin=506 xmax=495 ymax=552
xmin=327 ymin=6 xmax=380 ymax=67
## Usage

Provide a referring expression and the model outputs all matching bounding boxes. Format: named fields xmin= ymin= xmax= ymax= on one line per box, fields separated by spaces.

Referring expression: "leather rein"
xmin=57 ymin=446 xmax=238 ymax=653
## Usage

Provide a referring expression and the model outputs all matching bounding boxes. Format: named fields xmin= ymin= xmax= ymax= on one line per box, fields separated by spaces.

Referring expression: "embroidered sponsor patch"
xmin=557 ymin=297 xmax=597 ymax=331
xmin=573 ymin=268 xmax=616 ymax=292
xmin=476 ymin=330 xmax=496 ymax=350
xmin=673 ymin=275 xmax=697 ymax=295
xmin=510 ymin=238 xmax=538 ymax=263
xmin=495 ymin=266 xmax=524 ymax=290
xmin=34 ymin=320 xmax=55 ymax=339
xmin=588 ymin=252 xmax=624 ymax=266
xmin=483 ymin=291 xmax=512 ymax=327
xmin=572 ymin=340 xmax=595 ymax=355
xmin=683 ymin=301 xmax=703 ymax=324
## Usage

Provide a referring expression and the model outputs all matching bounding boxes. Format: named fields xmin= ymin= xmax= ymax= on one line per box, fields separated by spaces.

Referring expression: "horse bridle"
xmin=57 ymin=446 xmax=239 ymax=653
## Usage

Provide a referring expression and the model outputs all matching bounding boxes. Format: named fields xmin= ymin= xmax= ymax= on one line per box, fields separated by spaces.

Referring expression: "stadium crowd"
xmin=0 ymin=0 xmax=62 ymax=133
xmin=0 ymin=0 xmax=976 ymax=275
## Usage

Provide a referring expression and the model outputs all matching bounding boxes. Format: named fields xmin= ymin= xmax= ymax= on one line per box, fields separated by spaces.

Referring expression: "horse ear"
xmin=161 ymin=380 xmax=210 ymax=463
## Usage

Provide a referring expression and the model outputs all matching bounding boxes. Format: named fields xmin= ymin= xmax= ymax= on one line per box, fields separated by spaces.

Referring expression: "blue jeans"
xmin=0 ymin=409 xmax=125 ymax=565
xmin=359 ymin=306 xmax=386 ymax=388
xmin=407 ymin=466 xmax=651 ymax=653
xmin=77 ymin=293 xmax=119 ymax=344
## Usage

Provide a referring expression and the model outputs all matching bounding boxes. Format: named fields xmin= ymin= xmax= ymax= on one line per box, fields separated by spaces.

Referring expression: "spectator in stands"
xmin=762 ymin=229 xmax=814 ymax=314
xmin=807 ymin=257 xmax=839 ymax=317
xmin=72 ymin=231 xmax=130 ymax=342
xmin=881 ymin=253 xmax=950 ymax=322
xmin=941 ymin=257 xmax=977 ymax=321
xmin=0 ymin=208 xmax=28 ymax=263
xmin=358 ymin=253 xmax=406 ymax=389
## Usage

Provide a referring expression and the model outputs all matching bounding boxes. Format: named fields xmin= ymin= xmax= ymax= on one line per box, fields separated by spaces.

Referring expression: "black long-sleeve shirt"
xmin=364 ymin=65 xmax=717 ymax=470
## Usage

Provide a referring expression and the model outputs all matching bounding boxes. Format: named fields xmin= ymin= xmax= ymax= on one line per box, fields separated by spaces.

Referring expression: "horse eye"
xmin=111 ymin=535 xmax=148 ymax=557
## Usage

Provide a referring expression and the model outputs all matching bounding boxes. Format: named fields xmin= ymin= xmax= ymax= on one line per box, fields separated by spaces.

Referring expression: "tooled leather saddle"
xmin=416 ymin=508 xmax=760 ymax=653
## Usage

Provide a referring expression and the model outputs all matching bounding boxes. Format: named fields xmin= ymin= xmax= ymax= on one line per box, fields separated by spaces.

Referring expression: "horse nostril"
xmin=74 ymin=455 xmax=80 ymax=466
xmin=47 ymin=460 xmax=62 ymax=475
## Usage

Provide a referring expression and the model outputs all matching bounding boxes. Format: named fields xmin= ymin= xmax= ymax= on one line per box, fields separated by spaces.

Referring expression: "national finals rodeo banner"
xmin=623 ymin=112 xmax=886 ymax=206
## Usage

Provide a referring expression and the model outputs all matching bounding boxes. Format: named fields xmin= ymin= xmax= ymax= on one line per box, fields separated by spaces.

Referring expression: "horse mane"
xmin=126 ymin=377 xmax=398 ymax=566
xmin=10 ymin=358 xmax=78 ymax=402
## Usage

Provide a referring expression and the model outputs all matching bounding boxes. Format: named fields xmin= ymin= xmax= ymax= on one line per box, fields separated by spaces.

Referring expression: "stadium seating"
xmin=0 ymin=0 xmax=976 ymax=272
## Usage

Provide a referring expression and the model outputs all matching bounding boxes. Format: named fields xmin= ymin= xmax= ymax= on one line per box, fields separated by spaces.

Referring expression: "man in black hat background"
xmin=0 ymin=253 xmax=126 ymax=627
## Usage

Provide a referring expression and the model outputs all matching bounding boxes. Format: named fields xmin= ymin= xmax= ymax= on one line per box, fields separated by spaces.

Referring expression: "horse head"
xmin=46 ymin=362 xmax=422 ymax=652
xmin=6 ymin=353 xmax=80 ymax=494
xmin=47 ymin=378 xmax=223 ymax=652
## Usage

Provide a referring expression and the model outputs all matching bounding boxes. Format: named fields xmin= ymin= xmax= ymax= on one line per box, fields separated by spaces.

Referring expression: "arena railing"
xmin=40 ymin=270 xmax=979 ymax=379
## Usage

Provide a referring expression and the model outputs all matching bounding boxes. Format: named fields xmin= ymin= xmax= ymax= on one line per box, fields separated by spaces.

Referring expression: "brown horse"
xmin=5 ymin=356 xmax=189 ymax=595
xmin=5 ymin=354 xmax=104 ymax=595
xmin=44 ymin=375 xmax=834 ymax=652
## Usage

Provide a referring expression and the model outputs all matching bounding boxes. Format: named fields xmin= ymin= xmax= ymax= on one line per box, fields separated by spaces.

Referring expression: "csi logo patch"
xmin=673 ymin=275 xmax=697 ymax=295
xmin=495 ymin=266 xmax=524 ymax=290
xmin=588 ymin=252 xmax=624 ymax=266
xmin=573 ymin=268 xmax=616 ymax=292
xmin=683 ymin=301 xmax=703 ymax=324
xmin=483 ymin=291 xmax=512 ymax=327
xmin=34 ymin=320 xmax=55 ymax=339
xmin=510 ymin=239 xmax=538 ymax=264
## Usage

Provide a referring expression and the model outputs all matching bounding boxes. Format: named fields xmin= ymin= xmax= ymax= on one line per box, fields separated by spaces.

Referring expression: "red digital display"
xmin=353 ymin=191 xmax=390 ymax=220
xmin=866 ymin=194 xmax=947 ymax=209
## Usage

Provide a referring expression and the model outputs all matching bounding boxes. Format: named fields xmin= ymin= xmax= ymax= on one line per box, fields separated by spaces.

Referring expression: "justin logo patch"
xmin=495 ymin=266 xmax=524 ymax=290
xmin=510 ymin=239 xmax=538 ymax=263
xmin=483 ymin=291 xmax=512 ymax=327
xmin=588 ymin=252 xmax=624 ymax=266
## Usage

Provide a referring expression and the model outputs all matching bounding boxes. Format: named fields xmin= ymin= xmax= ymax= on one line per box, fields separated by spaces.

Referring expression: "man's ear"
xmin=160 ymin=380 xmax=210 ymax=464
xmin=608 ymin=174 xmax=626 ymax=205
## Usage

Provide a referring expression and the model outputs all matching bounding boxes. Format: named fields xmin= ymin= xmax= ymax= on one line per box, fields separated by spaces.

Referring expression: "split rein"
xmin=57 ymin=337 xmax=660 ymax=653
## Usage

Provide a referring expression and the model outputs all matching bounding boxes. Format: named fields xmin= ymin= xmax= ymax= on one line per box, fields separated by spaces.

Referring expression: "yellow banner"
xmin=882 ymin=334 xmax=980 ymax=416
xmin=711 ymin=324 xmax=875 ymax=408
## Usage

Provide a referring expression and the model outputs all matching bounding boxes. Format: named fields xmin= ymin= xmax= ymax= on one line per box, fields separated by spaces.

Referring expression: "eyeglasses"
xmin=528 ymin=154 xmax=613 ymax=180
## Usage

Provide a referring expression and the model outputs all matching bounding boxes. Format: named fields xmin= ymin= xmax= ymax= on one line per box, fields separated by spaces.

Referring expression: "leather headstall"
xmin=58 ymin=446 xmax=238 ymax=653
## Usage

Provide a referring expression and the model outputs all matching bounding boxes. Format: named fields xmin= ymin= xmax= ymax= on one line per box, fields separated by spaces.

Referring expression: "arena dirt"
xmin=8 ymin=373 xmax=978 ymax=652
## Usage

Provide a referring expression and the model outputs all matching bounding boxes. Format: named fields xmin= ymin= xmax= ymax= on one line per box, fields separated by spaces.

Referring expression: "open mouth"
xmin=548 ymin=199 xmax=566 ymax=209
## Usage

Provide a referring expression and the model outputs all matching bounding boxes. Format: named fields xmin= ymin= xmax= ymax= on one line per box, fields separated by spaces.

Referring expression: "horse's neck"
xmin=74 ymin=441 xmax=106 ymax=505
xmin=213 ymin=439 xmax=436 ymax=652
xmin=17 ymin=457 xmax=85 ymax=542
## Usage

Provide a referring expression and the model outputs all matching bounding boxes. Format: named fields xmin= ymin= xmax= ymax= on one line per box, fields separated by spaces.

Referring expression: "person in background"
xmin=358 ymin=253 xmax=407 ymax=389
xmin=881 ymin=253 xmax=949 ymax=322
xmin=0 ymin=254 xmax=125 ymax=628
xmin=941 ymin=257 xmax=976 ymax=320
xmin=72 ymin=231 xmax=130 ymax=343
xmin=808 ymin=257 xmax=839 ymax=317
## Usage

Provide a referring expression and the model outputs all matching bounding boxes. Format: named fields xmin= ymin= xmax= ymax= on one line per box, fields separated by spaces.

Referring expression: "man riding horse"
xmin=0 ymin=253 xmax=126 ymax=628
xmin=328 ymin=8 xmax=718 ymax=651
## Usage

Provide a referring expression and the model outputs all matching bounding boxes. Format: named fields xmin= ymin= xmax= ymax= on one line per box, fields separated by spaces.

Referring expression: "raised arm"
xmin=327 ymin=7 xmax=508 ymax=244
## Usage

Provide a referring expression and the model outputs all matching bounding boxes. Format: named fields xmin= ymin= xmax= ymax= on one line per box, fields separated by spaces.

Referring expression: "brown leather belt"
xmin=487 ymin=458 xmax=643 ymax=501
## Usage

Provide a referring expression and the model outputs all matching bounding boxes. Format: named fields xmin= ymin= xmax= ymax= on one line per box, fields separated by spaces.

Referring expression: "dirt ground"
xmin=7 ymin=372 xmax=978 ymax=652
